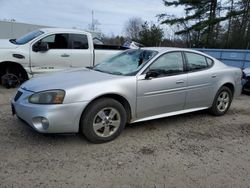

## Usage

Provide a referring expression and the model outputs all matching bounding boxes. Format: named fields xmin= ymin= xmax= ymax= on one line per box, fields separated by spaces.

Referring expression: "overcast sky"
xmin=0 ymin=0 xmax=185 ymax=36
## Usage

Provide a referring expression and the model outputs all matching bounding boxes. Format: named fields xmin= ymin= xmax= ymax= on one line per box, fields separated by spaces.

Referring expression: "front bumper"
xmin=11 ymin=88 xmax=89 ymax=133
xmin=242 ymin=78 xmax=250 ymax=93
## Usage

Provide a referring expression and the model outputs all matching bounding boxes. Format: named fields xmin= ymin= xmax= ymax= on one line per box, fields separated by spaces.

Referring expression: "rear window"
xmin=185 ymin=52 xmax=208 ymax=71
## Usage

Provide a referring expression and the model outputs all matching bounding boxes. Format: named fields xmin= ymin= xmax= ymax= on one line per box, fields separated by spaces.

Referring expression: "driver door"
xmin=30 ymin=33 xmax=71 ymax=74
xmin=136 ymin=52 xmax=187 ymax=119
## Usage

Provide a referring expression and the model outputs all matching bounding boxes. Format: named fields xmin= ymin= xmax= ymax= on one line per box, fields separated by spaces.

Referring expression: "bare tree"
xmin=88 ymin=11 xmax=101 ymax=32
xmin=124 ymin=17 xmax=143 ymax=41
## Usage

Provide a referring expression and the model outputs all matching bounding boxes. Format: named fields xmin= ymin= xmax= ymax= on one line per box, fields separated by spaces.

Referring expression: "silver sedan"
xmin=12 ymin=48 xmax=242 ymax=143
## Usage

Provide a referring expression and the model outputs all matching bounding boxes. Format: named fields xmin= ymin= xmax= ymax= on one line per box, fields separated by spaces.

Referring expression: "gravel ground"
xmin=1 ymin=87 xmax=250 ymax=188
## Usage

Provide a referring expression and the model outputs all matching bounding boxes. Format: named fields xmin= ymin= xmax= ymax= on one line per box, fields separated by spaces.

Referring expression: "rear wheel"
xmin=209 ymin=86 xmax=232 ymax=116
xmin=80 ymin=98 xmax=127 ymax=143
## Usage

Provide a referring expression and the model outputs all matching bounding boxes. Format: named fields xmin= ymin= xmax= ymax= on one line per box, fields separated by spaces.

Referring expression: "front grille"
xmin=14 ymin=91 xmax=23 ymax=102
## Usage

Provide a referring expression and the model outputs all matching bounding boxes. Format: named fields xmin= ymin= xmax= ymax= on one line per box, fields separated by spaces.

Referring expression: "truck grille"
xmin=14 ymin=91 xmax=23 ymax=102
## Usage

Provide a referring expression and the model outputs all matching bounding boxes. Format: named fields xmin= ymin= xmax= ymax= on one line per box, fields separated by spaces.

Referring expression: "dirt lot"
xmin=1 ymin=87 xmax=250 ymax=188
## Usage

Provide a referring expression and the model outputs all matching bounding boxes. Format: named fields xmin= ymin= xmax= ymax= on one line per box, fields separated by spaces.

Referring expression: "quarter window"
xmin=149 ymin=52 xmax=184 ymax=76
xmin=185 ymin=52 xmax=208 ymax=71
xmin=70 ymin=34 xmax=89 ymax=49
xmin=206 ymin=57 xmax=214 ymax=67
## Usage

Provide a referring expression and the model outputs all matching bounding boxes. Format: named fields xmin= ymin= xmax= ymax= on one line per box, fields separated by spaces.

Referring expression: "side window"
xmin=40 ymin=34 xmax=69 ymax=49
xmin=149 ymin=52 xmax=184 ymax=76
xmin=185 ymin=52 xmax=208 ymax=71
xmin=70 ymin=34 xmax=89 ymax=49
xmin=41 ymin=35 xmax=55 ymax=43
xmin=206 ymin=57 xmax=214 ymax=67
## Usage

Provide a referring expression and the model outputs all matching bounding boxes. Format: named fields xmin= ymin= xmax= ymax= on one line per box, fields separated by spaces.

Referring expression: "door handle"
xmin=61 ymin=54 xmax=70 ymax=57
xmin=211 ymin=74 xmax=217 ymax=78
xmin=176 ymin=80 xmax=184 ymax=84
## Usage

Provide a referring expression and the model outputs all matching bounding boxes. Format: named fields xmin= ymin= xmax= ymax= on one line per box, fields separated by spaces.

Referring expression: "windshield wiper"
xmin=110 ymin=71 xmax=123 ymax=75
xmin=93 ymin=68 xmax=107 ymax=73
xmin=93 ymin=68 xmax=123 ymax=75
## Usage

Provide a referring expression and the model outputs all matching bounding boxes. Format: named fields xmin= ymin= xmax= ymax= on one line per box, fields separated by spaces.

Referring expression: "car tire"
xmin=209 ymin=86 xmax=233 ymax=116
xmin=80 ymin=98 xmax=127 ymax=143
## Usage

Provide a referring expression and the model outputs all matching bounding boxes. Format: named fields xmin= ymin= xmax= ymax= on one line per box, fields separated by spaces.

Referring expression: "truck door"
xmin=67 ymin=34 xmax=93 ymax=68
xmin=30 ymin=33 xmax=72 ymax=74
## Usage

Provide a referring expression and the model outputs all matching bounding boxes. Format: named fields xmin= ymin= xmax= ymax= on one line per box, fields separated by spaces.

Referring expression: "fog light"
xmin=32 ymin=117 xmax=49 ymax=130
xmin=41 ymin=118 xmax=49 ymax=129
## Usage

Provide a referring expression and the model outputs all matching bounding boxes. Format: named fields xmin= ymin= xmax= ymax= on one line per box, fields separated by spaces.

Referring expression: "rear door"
xmin=184 ymin=52 xmax=215 ymax=109
xmin=136 ymin=52 xmax=187 ymax=119
xmin=68 ymin=34 xmax=93 ymax=67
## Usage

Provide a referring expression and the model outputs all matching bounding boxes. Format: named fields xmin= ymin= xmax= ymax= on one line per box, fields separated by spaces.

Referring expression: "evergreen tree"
xmin=139 ymin=22 xmax=164 ymax=46
xmin=159 ymin=0 xmax=250 ymax=49
xmin=159 ymin=0 xmax=227 ymax=47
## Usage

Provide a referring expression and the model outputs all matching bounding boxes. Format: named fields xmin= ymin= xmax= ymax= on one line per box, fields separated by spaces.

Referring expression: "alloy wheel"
xmin=93 ymin=107 xmax=121 ymax=138
xmin=217 ymin=91 xmax=230 ymax=112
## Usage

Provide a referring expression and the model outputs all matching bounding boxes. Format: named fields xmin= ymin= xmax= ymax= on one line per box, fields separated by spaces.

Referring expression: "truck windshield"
xmin=10 ymin=30 xmax=44 ymax=45
xmin=93 ymin=49 xmax=158 ymax=76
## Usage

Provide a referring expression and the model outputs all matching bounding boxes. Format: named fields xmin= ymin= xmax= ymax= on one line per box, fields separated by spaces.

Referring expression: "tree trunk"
xmin=225 ymin=0 xmax=234 ymax=48
xmin=206 ymin=0 xmax=218 ymax=47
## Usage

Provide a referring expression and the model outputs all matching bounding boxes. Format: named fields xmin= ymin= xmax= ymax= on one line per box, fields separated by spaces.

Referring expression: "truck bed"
xmin=94 ymin=44 xmax=129 ymax=50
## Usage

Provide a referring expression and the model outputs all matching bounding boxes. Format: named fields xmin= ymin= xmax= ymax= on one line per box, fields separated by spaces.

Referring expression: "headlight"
xmin=29 ymin=90 xmax=65 ymax=104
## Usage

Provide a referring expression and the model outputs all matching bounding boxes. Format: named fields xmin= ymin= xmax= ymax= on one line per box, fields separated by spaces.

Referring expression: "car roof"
xmin=39 ymin=27 xmax=90 ymax=35
xmin=243 ymin=67 xmax=250 ymax=74
xmin=141 ymin=47 xmax=218 ymax=61
xmin=141 ymin=47 xmax=206 ymax=54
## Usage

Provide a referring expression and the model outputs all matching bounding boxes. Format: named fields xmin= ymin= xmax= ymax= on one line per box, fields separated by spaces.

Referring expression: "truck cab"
xmin=0 ymin=28 xmax=125 ymax=88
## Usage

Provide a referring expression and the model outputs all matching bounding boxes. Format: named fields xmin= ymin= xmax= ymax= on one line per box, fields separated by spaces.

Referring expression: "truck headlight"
xmin=29 ymin=90 xmax=65 ymax=104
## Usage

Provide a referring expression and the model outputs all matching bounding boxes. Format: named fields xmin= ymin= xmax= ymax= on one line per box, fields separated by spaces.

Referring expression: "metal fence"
xmin=196 ymin=48 xmax=250 ymax=68
xmin=0 ymin=20 xmax=47 ymax=39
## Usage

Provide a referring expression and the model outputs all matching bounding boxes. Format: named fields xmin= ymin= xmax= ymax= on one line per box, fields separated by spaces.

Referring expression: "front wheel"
xmin=1 ymin=73 xmax=20 ymax=89
xmin=80 ymin=98 xmax=127 ymax=143
xmin=209 ymin=86 xmax=233 ymax=116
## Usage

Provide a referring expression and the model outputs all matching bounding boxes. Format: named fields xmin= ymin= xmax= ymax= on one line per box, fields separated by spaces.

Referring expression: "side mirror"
xmin=145 ymin=70 xmax=159 ymax=79
xmin=33 ymin=42 xmax=49 ymax=52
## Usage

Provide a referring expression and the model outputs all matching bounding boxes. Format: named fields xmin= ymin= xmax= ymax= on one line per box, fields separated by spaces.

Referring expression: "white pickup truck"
xmin=0 ymin=28 xmax=127 ymax=88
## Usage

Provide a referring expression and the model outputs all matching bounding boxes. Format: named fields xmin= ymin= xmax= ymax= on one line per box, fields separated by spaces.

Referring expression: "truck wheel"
xmin=0 ymin=63 xmax=28 ymax=88
xmin=209 ymin=86 xmax=232 ymax=116
xmin=80 ymin=98 xmax=127 ymax=143
xmin=1 ymin=73 xmax=20 ymax=89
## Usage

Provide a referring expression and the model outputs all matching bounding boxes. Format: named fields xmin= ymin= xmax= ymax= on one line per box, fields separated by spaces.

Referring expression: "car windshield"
xmin=10 ymin=30 xmax=44 ymax=45
xmin=93 ymin=49 xmax=158 ymax=75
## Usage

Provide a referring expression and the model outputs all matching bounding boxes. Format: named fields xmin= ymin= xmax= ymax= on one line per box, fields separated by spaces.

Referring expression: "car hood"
xmin=0 ymin=39 xmax=18 ymax=49
xmin=243 ymin=67 xmax=250 ymax=76
xmin=21 ymin=68 xmax=122 ymax=92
